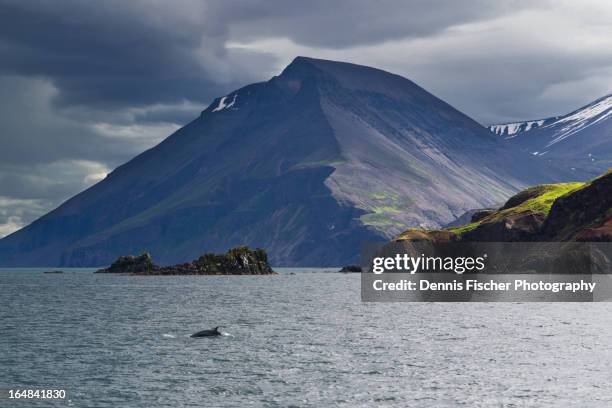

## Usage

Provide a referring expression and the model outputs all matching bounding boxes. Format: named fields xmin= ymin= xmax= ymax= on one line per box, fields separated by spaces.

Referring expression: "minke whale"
xmin=191 ymin=326 xmax=222 ymax=338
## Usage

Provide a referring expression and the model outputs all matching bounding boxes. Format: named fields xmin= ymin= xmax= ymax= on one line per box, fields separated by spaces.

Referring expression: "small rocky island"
xmin=339 ymin=265 xmax=362 ymax=273
xmin=96 ymin=246 xmax=276 ymax=275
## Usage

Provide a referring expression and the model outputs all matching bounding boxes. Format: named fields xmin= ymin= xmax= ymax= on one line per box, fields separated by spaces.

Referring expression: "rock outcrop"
xmin=99 ymin=253 xmax=156 ymax=273
xmin=96 ymin=246 xmax=276 ymax=275
xmin=542 ymin=170 xmax=612 ymax=241
xmin=470 ymin=209 xmax=495 ymax=223
xmin=339 ymin=265 xmax=362 ymax=272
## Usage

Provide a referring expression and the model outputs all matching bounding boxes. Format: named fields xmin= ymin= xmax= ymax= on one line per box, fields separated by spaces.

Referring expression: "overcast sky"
xmin=0 ymin=0 xmax=611 ymax=237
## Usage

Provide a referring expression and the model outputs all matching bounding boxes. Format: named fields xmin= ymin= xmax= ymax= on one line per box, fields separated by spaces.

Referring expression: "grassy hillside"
xmin=396 ymin=169 xmax=611 ymax=242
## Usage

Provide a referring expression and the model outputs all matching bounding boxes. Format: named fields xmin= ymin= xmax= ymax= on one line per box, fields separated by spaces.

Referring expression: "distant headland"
xmin=96 ymin=246 xmax=276 ymax=275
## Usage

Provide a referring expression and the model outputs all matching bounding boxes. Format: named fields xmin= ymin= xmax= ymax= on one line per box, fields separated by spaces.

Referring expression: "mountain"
xmin=490 ymin=94 xmax=612 ymax=176
xmin=0 ymin=57 xmax=583 ymax=267
xmin=396 ymin=169 xmax=612 ymax=243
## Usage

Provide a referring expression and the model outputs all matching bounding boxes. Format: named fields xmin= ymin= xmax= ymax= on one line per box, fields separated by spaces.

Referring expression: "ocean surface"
xmin=2 ymin=268 xmax=612 ymax=407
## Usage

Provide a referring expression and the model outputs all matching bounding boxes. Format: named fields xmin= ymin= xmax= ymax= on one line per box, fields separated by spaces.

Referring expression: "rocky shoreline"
xmin=96 ymin=246 xmax=276 ymax=275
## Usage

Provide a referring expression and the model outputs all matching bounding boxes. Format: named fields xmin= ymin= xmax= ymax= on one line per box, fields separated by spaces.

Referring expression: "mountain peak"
xmin=289 ymin=55 xmax=319 ymax=64
xmin=284 ymin=56 xmax=359 ymax=70
xmin=278 ymin=56 xmax=322 ymax=79
xmin=280 ymin=56 xmax=405 ymax=82
xmin=278 ymin=56 xmax=438 ymax=106
xmin=282 ymin=56 xmax=397 ymax=77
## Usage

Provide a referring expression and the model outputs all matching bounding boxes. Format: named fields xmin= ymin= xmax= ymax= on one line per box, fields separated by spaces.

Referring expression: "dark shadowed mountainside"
xmin=0 ymin=57 xmax=584 ymax=267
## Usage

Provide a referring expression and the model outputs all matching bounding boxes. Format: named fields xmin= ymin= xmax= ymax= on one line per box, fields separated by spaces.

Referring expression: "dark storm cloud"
xmin=0 ymin=0 xmax=517 ymax=110
xmin=0 ymin=76 xmax=143 ymax=166
xmin=0 ymin=0 xmax=610 ymax=236
xmin=221 ymin=0 xmax=526 ymax=48
xmin=0 ymin=0 xmax=228 ymax=110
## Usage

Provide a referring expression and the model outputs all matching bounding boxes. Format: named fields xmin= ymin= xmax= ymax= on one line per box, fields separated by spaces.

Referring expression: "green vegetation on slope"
xmin=366 ymin=191 xmax=401 ymax=201
xmin=360 ymin=205 xmax=406 ymax=228
xmin=396 ymin=181 xmax=588 ymax=241
xmin=446 ymin=182 xmax=585 ymax=236
xmin=292 ymin=158 xmax=348 ymax=169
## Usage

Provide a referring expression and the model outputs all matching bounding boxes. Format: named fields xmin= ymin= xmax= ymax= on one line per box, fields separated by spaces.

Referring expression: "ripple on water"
xmin=2 ymin=269 xmax=612 ymax=407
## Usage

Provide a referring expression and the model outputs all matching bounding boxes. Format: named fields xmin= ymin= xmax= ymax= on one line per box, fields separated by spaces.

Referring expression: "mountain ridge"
xmin=489 ymin=94 xmax=611 ymax=176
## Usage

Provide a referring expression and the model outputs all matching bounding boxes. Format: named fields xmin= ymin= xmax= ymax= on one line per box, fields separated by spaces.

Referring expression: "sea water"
xmin=2 ymin=268 xmax=612 ymax=407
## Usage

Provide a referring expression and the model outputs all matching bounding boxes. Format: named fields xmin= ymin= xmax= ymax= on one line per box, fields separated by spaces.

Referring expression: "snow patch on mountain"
xmin=490 ymin=95 xmax=611 ymax=145
xmin=490 ymin=120 xmax=546 ymax=138
xmin=544 ymin=95 xmax=611 ymax=147
xmin=494 ymin=94 xmax=611 ymax=176
xmin=212 ymin=94 xmax=238 ymax=112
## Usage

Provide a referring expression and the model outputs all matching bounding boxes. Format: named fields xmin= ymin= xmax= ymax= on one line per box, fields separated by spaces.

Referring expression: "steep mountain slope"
xmin=0 ymin=57 xmax=582 ymax=267
xmin=490 ymin=95 xmax=612 ymax=176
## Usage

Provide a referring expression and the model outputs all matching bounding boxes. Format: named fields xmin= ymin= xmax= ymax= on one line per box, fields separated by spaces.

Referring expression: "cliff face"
xmin=396 ymin=169 xmax=612 ymax=243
